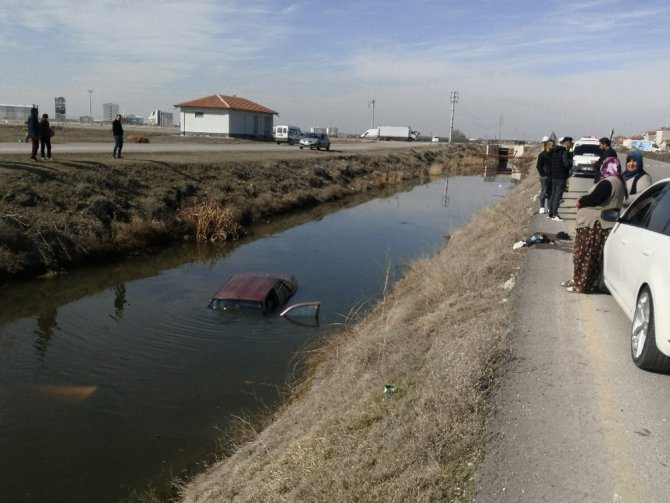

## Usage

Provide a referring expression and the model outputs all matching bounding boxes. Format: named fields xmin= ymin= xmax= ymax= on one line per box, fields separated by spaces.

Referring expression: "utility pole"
xmin=448 ymin=91 xmax=458 ymax=143
xmin=368 ymin=99 xmax=375 ymax=128
xmin=88 ymin=90 xmax=93 ymax=125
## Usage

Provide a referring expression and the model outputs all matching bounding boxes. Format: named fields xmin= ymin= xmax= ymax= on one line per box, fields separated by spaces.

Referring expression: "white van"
xmin=273 ymin=125 xmax=302 ymax=145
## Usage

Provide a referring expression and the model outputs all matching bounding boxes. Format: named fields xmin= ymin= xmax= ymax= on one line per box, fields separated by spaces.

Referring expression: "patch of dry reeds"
xmin=179 ymin=171 xmax=538 ymax=502
xmin=179 ymin=202 xmax=242 ymax=242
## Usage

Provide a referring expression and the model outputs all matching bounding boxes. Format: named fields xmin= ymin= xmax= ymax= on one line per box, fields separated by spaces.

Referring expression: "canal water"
xmin=0 ymin=175 xmax=513 ymax=502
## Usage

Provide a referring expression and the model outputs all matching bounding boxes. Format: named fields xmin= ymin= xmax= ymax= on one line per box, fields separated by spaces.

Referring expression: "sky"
xmin=1 ymin=0 xmax=669 ymax=139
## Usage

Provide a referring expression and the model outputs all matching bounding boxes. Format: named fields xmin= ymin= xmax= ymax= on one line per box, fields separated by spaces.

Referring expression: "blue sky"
xmin=1 ymin=0 xmax=669 ymax=138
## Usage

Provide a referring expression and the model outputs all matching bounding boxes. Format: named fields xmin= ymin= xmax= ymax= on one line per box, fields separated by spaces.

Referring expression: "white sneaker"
xmin=539 ymin=208 xmax=545 ymax=214
xmin=552 ymin=216 xmax=564 ymax=222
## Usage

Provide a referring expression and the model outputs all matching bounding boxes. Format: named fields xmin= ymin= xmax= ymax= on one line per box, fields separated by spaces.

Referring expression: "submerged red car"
xmin=208 ymin=273 xmax=298 ymax=312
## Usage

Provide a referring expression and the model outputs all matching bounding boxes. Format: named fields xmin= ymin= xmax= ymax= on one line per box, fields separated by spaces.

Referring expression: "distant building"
xmin=55 ymin=97 xmax=66 ymax=122
xmin=310 ymin=127 xmax=339 ymax=136
xmin=174 ymin=94 xmax=277 ymax=138
xmin=147 ymin=110 xmax=174 ymax=127
xmin=123 ymin=114 xmax=145 ymax=126
xmin=0 ymin=104 xmax=33 ymax=121
xmin=103 ymin=103 xmax=120 ymax=122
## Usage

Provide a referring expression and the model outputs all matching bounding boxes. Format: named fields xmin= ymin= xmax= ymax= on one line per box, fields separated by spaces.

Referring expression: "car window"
xmin=574 ymin=144 xmax=600 ymax=156
xmin=646 ymin=185 xmax=670 ymax=236
xmin=621 ymin=183 xmax=667 ymax=228
xmin=275 ymin=281 xmax=293 ymax=303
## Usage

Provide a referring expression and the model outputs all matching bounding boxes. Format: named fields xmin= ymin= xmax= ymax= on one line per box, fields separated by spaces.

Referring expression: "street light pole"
xmin=368 ymin=99 xmax=375 ymax=129
xmin=88 ymin=90 xmax=93 ymax=125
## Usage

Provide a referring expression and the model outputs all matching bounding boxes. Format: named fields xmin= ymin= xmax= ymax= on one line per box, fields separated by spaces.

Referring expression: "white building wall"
xmin=180 ymin=109 xmax=230 ymax=135
xmin=179 ymin=108 xmax=273 ymax=137
xmin=655 ymin=130 xmax=670 ymax=146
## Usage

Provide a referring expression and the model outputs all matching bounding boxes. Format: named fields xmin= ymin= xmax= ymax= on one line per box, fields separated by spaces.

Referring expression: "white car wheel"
xmin=631 ymin=287 xmax=670 ymax=371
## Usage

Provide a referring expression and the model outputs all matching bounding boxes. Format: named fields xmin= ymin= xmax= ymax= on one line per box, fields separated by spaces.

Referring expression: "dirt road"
xmin=476 ymin=162 xmax=670 ymax=502
xmin=0 ymin=139 xmax=435 ymax=155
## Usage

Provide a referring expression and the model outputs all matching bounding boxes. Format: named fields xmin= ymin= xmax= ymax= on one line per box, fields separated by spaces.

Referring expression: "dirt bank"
xmin=178 ymin=157 xmax=537 ymax=502
xmin=0 ymin=144 xmax=483 ymax=283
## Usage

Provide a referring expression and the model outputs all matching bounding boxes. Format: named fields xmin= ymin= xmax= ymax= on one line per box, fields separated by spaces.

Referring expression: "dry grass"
xmin=179 ymin=170 xmax=538 ymax=502
xmin=178 ymin=202 xmax=242 ymax=242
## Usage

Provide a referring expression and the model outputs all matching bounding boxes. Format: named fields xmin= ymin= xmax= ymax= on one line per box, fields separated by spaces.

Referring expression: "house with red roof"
xmin=174 ymin=94 xmax=278 ymax=138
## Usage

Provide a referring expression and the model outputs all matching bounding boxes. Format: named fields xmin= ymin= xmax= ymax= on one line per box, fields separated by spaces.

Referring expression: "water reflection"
xmin=113 ymin=283 xmax=127 ymax=320
xmin=34 ymin=305 xmax=58 ymax=355
xmin=0 ymin=175 xmax=514 ymax=502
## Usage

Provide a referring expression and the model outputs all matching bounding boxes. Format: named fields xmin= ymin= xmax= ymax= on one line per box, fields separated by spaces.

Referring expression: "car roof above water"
xmin=211 ymin=273 xmax=298 ymax=302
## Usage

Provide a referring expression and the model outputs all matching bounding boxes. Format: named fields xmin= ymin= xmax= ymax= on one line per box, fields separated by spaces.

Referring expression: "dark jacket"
xmin=112 ymin=119 xmax=123 ymax=136
xmin=26 ymin=112 xmax=39 ymax=137
xmin=38 ymin=119 xmax=51 ymax=139
xmin=549 ymin=145 xmax=570 ymax=180
xmin=536 ymin=150 xmax=552 ymax=177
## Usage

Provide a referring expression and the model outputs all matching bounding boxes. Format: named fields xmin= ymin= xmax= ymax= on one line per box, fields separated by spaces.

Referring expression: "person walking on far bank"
xmin=562 ymin=156 xmax=625 ymax=293
xmin=26 ymin=107 xmax=39 ymax=161
xmin=547 ymin=136 xmax=571 ymax=221
xmin=38 ymin=113 xmax=53 ymax=160
xmin=536 ymin=136 xmax=554 ymax=214
xmin=112 ymin=114 xmax=124 ymax=159
xmin=623 ymin=150 xmax=652 ymax=207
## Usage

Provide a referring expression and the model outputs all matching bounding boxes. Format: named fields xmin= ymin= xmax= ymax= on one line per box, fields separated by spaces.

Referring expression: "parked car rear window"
xmin=574 ymin=144 xmax=600 ymax=156
xmin=621 ymin=184 xmax=666 ymax=228
xmin=646 ymin=185 xmax=670 ymax=236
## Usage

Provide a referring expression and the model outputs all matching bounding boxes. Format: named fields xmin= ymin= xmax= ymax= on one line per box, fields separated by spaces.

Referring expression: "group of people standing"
xmin=536 ymin=135 xmax=653 ymax=294
xmin=26 ymin=107 xmax=53 ymax=161
xmin=535 ymin=135 xmax=574 ymax=221
xmin=26 ymin=109 xmax=125 ymax=160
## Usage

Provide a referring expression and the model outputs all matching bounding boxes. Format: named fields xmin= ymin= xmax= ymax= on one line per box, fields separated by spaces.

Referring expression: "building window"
xmin=195 ymin=112 xmax=204 ymax=118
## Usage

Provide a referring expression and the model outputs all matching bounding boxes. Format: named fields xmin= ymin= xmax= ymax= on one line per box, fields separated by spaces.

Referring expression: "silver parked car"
xmin=603 ymin=178 xmax=670 ymax=371
xmin=299 ymin=133 xmax=330 ymax=151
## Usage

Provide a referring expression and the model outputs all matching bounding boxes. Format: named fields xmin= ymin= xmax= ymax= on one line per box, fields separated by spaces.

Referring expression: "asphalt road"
xmin=0 ymin=139 xmax=436 ymax=155
xmin=476 ymin=159 xmax=670 ymax=502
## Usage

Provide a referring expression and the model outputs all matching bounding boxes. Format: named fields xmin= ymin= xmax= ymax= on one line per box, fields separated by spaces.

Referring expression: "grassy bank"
xmin=179 ymin=165 xmax=537 ymax=502
xmin=0 ymin=144 xmax=482 ymax=282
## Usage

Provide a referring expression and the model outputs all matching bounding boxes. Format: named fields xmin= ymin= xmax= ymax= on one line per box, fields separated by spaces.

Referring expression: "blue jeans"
xmin=549 ymin=178 xmax=567 ymax=218
xmin=113 ymin=135 xmax=123 ymax=158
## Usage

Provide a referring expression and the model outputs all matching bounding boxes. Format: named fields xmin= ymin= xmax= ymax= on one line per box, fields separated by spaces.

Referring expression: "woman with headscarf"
xmin=623 ymin=150 xmax=652 ymax=207
xmin=562 ymin=156 xmax=625 ymax=293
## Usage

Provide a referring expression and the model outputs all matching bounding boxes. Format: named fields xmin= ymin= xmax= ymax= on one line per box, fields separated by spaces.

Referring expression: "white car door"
xmin=604 ymin=182 xmax=668 ymax=317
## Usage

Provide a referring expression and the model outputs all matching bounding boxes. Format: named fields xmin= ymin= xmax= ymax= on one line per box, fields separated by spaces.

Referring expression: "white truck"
xmin=360 ymin=126 xmax=419 ymax=141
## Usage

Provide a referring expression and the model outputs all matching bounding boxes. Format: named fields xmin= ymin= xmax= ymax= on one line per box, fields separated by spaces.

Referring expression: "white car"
xmin=603 ymin=178 xmax=670 ymax=371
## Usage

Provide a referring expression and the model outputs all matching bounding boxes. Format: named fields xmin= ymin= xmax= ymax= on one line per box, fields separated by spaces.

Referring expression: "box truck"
xmin=360 ymin=126 xmax=419 ymax=141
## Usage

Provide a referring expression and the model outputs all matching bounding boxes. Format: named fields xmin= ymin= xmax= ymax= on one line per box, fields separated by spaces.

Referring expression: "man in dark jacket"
xmin=112 ymin=114 xmax=124 ymax=159
xmin=536 ymin=137 xmax=554 ymax=213
xmin=548 ymin=137 xmax=572 ymax=221
xmin=593 ymin=137 xmax=617 ymax=182
xmin=26 ymin=107 xmax=39 ymax=161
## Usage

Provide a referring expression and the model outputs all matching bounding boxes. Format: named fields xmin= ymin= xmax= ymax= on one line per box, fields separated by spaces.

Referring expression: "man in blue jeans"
xmin=112 ymin=114 xmax=124 ymax=158
xmin=548 ymin=137 xmax=572 ymax=221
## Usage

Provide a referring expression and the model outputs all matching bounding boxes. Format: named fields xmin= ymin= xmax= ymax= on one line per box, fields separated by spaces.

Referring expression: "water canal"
xmin=0 ymin=174 xmax=514 ymax=502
